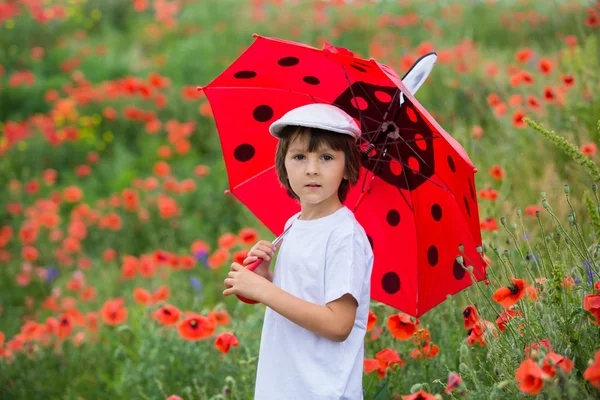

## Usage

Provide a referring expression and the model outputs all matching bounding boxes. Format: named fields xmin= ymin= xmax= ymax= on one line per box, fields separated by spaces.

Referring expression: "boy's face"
xmin=284 ymin=132 xmax=348 ymax=208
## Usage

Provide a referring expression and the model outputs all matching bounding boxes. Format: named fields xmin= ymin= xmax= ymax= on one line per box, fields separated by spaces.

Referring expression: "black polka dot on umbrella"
xmin=278 ymin=57 xmax=299 ymax=67
xmin=427 ymin=245 xmax=438 ymax=266
xmin=367 ymin=235 xmax=374 ymax=250
xmin=468 ymin=178 xmax=475 ymax=201
xmin=234 ymin=144 xmax=255 ymax=162
xmin=253 ymin=105 xmax=274 ymax=122
xmin=431 ymin=204 xmax=442 ymax=221
xmin=453 ymin=259 xmax=466 ymax=280
xmin=464 ymin=196 xmax=471 ymax=217
xmin=233 ymin=71 xmax=256 ymax=79
xmin=447 ymin=155 xmax=456 ymax=172
xmin=350 ymin=64 xmax=367 ymax=72
xmin=382 ymin=272 xmax=400 ymax=294
xmin=303 ymin=76 xmax=320 ymax=85
xmin=386 ymin=209 xmax=400 ymax=226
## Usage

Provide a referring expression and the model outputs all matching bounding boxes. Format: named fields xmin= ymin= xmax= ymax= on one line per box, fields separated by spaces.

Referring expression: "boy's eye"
xmin=293 ymin=154 xmax=333 ymax=160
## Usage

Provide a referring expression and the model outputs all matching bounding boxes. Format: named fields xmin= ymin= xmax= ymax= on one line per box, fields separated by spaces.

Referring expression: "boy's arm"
xmin=259 ymin=283 xmax=357 ymax=342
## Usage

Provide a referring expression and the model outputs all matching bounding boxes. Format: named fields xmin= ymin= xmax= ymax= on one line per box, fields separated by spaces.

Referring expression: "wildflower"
xmin=412 ymin=328 xmax=431 ymax=346
xmin=542 ymin=352 xmax=574 ymax=377
xmin=134 ymin=288 xmax=152 ymax=305
xmin=152 ymin=285 xmax=170 ymax=303
xmin=215 ymin=332 xmax=239 ymax=354
xmin=410 ymin=343 xmax=439 ymax=360
xmin=401 ymin=390 xmax=436 ymax=400
xmin=387 ymin=313 xmax=416 ymax=340
xmin=492 ymin=278 xmax=529 ymax=308
xmin=496 ymin=308 xmax=521 ymax=331
xmin=445 ymin=372 xmax=463 ymax=394
xmin=513 ymin=111 xmax=526 ymax=128
xmin=218 ymin=233 xmax=237 ymax=249
xmin=467 ymin=320 xmax=497 ymax=346
xmin=177 ymin=314 xmax=216 ymax=341
xmin=152 ymin=305 xmax=181 ymax=326
xmin=100 ymin=298 xmax=127 ymax=325
xmin=488 ymin=165 xmax=505 ymax=180
xmin=516 ymin=358 xmax=546 ymax=395
xmin=539 ymin=59 xmax=553 ymax=75
xmin=584 ymin=293 xmax=600 ymax=325
xmin=462 ymin=305 xmax=480 ymax=330
xmin=367 ymin=310 xmax=377 ymax=332
xmin=208 ymin=309 xmax=231 ymax=326
xmin=580 ymin=143 xmax=597 ymax=157
xmin=364 ymin=348 xmax=404 ymax=379
xmin=238 ymin=228 xmax=258 ymax=245
xmin=525 ymin=339 xmax=553 ymax=357
xmin=583 ymin=350 xmax=600 ymax=389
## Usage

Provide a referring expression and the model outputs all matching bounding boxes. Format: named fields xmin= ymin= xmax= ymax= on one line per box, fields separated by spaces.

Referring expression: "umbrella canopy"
xmin=202 ymin=34 xmax=486 ymax=317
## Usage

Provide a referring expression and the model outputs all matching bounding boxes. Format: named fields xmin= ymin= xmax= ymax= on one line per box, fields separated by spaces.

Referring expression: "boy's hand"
xmin=223 ymin=262 xmax=270 ymax=302
xmin=244 ymin=240 xmax=276 ymax=278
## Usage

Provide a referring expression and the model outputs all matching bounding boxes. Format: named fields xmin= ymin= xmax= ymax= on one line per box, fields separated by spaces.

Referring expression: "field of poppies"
xmin=1 ymin=0 xmax=600 ymax=399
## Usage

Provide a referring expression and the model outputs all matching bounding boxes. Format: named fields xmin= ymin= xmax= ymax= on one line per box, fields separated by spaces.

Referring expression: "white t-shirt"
xmin=254 ymin=205 xmax=374 ymax=400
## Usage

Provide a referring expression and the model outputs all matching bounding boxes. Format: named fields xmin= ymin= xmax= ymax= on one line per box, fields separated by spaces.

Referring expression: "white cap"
xmin=269 ymin=103 xmax=361 ymax=142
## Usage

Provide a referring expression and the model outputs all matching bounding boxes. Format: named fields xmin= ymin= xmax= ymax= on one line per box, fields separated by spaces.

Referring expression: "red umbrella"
xmin=201 ymin=34 xmax=486 ymax=317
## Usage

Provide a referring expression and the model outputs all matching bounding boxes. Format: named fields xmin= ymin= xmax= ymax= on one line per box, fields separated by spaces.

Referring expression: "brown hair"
xmin=275 ymin=125 xmax=361 ymax=203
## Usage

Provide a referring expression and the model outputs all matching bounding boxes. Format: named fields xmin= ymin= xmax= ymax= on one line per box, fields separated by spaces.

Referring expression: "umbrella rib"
xmin=230 ymin=165 xmax=276 ymax=192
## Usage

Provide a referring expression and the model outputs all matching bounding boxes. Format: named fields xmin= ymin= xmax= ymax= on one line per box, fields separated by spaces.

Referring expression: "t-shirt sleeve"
xmin=324 ymin=230 xmax=367 ymax=306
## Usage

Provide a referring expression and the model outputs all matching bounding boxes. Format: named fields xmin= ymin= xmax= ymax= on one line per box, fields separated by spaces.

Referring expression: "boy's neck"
xmin=298 ymin=201 xmax=344 ymax=221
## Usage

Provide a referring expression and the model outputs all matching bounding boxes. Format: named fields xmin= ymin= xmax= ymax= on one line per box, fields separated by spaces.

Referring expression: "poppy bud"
xmin=592 ymin=184 xmax=597 ymax=193
xmin=410 ymin=384 xmax=423 ymax=393
xmin=545 ymin=236 xmax=551 ymax=243
xmin=542 ymin=200 xmax=549 ymax=209
xmin=496 ymin=380 xmax=512 ymax=389
xmin=467 ymin=266 xmax=473 ymax=273
xmin=541 ymin=191 xmax=547 ymax=199
xmin=459 ymin=363 xmax=469 ymax=375
xmin=500 ymin=217 xmax=506 ymax=226
xmin=564 ymin=184 xmax=570 ymax=194
xmin=535 ymin=301 xmax=544 ymax=313
xmin=476 ymin=246 xmax=483 ymax=254
xmin=516 ymin=208 xmax=522 ymax=216
xmin=460 ymin=344 xmax=469 ymax=358
xmin=458 ymin=244 xmax=464 ymax=253
xmin=456 ymin=255 xmax=464 ymax=265
xmin=535 ymin=211 xmax=541 ymax=218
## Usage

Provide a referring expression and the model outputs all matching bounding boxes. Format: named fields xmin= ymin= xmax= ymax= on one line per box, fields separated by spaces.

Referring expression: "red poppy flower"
xmin=214 ymin=332 xmax=239 ymax=354
xmin=584 ymin=293 xmax=600 ymax=325
xmin=152 ymin=285 xmax=170 ymax=303
xmin=527 ymin=95 xmax=541 ymax=110
xmin=543 ymin=86 xmax=555 ymax=102
xmin=542 ymin=352 xmax=574 ymax=377
xmin=496 ymin=308 xmax=521 ymax=331
xmin=584 ymin=350 xmax=600 ymax=389
xmin=463 ymin=305 xmax=480 ymax=330
xmin=581 ymin=143 xmax=597 ymax=157
xmin=100 ymin=298 xmax=128 ymax=326
xmin=492 ymin=278 xmax=529 ymax=308
xmin=410 ymin=343 xmax=439 ymax=360
xmin=57 ymin=313 xmax=73 ymax=340
xmin=513 ymin=110 xmax=526 ymax=128
xmin=516 ymin=359 xmax=546 ymax=395
xmin=238 ymin=228 xmax=258 ymax=245
xmin=562 ymin=74 xmax=574 ymax=87
xmin=387 ymin=313 xmax=416 ymax=340
xmin=152 ymin=304 xmax=181 ymax=326
xmin=364 ymin=347 xmax=404 ymax=379
xmin=525 ymin=339 xmax=552 ymax=357
xmin=411 ymin=327 xmax=431 ymax=346
xmin=480 ymin=217 xmax=499 ymax=232
xmin=445 ymin=372 xmax=463 ymax=394
xmin=488 ymin=165 xmax=505 ymax=180
xmin=177 ymin=314 xmax=216 ymax=341
xmin=367 ymin=310 xmax=377 ymax=332
xmin=401 ymin=390 xmax=436 ymax=400
xmin=208 ymin=309 xmax=231 ymax=326
xmin=538 ymin=59 xmax=553 ymax=75
xmin=134 ymin=288 xmax=151 ymax=305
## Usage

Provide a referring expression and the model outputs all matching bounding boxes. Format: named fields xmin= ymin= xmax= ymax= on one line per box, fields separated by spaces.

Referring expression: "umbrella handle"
xmin=230 ymin=223 xmax=293 ymax=305
xmin=234 ymin=257 xmax=263 ymax=304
